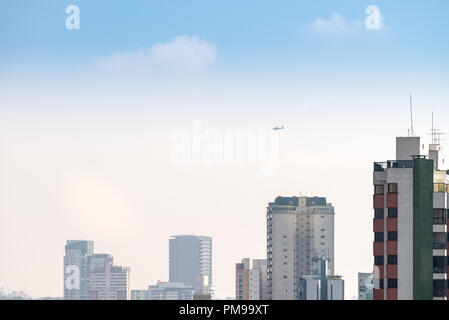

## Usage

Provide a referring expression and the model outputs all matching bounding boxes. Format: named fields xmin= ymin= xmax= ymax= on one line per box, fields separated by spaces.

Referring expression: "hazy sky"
xmin=1 ymin=0 xmax=449 ymax=299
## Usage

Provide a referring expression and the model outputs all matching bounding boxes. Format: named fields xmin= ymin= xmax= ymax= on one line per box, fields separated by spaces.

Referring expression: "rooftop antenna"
xmin=409 ymin=94 xmax=415 ymax=137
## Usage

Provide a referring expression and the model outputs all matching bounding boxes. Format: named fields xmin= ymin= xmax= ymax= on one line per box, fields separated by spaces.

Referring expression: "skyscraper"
xmin=267 ymin=196 xmax=335 ymax=300
xmin=235 ymin=258 xmax=267 ymax=300
xmin=373 ymin=136 xmax=448 ymax=300
xmin=63 ymin=240 xmax=94 ymax=300
xmin=169 ymin=235 xmax=212 ymax=295
xmin=63 ymin=240 xmax=130 ymax=300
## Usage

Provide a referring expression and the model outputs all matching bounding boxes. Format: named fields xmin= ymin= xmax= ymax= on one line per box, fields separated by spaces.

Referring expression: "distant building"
xmin=169 ymin=235 xmax=212 ymax=294
xmin=63 ymin=240 xmax=130 ymax=300
xmin=235 ymin=258 xmax=267 ymax=300
xmin=88 ymin=254 xmax=130 ymax=300
xmin=267 ymin=196 xmax=335 ymax=300
xmin=63 ymin=240 xmax=94 ymax=300
xmin=358 ymin=273 xmax=373 ymax=300
xmin=148 ymin=282 xmax=194 ymax=300
xmin=131 ymin=290 xmax=148 ymax=300
xmin=326 ymin=276 xmax=344 ymax=300
xmin=299 ymin=275 xmax=320 ymax=300
xmin=299 ymin=257 xmax=344 ymax=300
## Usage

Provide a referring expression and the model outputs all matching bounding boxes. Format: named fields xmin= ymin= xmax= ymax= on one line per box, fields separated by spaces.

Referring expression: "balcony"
xmin=374 ymin=160 xmax=413 ymax=171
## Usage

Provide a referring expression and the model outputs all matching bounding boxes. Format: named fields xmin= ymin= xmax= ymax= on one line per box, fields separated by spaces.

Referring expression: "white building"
xmin=148 ymin=282 xmax=194 ymax=300
xmin=358 ymin=272 xmax=373 ymax=300
xmin=267 ymin=196 xmax=335 ymax=300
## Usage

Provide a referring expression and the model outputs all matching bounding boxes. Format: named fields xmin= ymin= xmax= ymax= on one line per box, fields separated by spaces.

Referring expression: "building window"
xmin=387 ymin=279 xmax=397 ymax=289
xmin=378 ymin=279 xmax=384 ymax=289
xmin=374 ymin=185 xmax=384 ymax=195
xmin=388 ymin=208 xmax=398 ymax=218
xmin=434 ymin=183 xmax=447 ymax=193
xmin=374 ymin=232 xmax=384 ymax=242
xmin=375 ymin=209 xmax=384 ymax=219
xmin=387 ymin=231 xmax=397 ymax=241
xmin=433 ymin=209 xmax=447 ymax=225
xmin=374 ymin=256 xmax=384 ymax=266
xmin=388 ymin=183 xmax=398 ymax=194
xmin=387 ymin=255 xmax=397 ymax=265
xmin=433 ymin=256 xmax=445 ymax=274
xmin=433 ymin=280 xmax=446 ymax=297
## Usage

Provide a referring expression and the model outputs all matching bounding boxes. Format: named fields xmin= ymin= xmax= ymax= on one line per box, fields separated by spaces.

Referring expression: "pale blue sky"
xmin=1 ymin=1 xmax=448 ymax=82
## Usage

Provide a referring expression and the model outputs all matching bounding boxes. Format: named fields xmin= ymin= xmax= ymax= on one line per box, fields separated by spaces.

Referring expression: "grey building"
xmin=267 ymin=196 xmax=335 ymax=300
xmin=169 ymin=235 xmax=212 ymax=294
xmin=63 ymin=240 xmax=94 ymax=300
xmin=63 ymin=240 xmax=130 ymax=300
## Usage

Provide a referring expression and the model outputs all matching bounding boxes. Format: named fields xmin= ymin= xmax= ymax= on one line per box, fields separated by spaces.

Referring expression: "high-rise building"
xmin=63 ymin=240 xmax=130 ymax=300
xmin=373 ymin=136 xmax=448 ymax=300
xmin=148 ymin=282 xmax=195 ymax=300
xmin=63 ymin=240 xmax=94 ymax=300
xmin=88 ymin=254 xmax=130 ymax=300
xmin=358 ymin=272 xmax=374 ymax=300
xmin=267 ymin=196 xmax=335 ymax=300
xmin=169 ymin=235 xmax=212 ymax=294
xmin=235 ymin=258 xmax=267 ymax=300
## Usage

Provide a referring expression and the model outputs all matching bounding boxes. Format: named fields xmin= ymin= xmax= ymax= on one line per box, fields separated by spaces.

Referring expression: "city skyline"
xmin=1 ymin=1 xmax=449 ymax=300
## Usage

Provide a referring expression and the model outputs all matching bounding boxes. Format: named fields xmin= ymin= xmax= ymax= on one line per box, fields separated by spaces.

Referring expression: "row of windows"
xmin=376 ymin=279 xmax=397 ymax=289
xmin=433 ymin=209 xmax=448 ymax=225
xmin=374 ymin=231 xmax=397 ymax=242
xmin=376 ymin=183 xmax=449 ymax=195
xmin=374 ymin=255 xmax=397 ymax=265
xmin=374 ymin=208 xmax=398 ymax=218
xmin=374 ymin=184 xmax=398 ymax=195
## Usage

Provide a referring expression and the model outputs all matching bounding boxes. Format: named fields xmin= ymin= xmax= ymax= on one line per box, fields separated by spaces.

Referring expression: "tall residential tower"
xmin=267 ymin=196 xmax=335 ymax=300
xmin=373 ymin=137 xmax=448 ymax=300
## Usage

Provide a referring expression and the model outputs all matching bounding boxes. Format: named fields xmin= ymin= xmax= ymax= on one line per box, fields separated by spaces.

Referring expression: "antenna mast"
xmin=409 ymin=94 xmax=415 ymax=137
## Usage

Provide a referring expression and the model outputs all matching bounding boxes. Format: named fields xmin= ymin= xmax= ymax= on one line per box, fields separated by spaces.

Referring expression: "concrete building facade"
xmin=373 ymin=137 xmax=448 ymax=300
xmin=267 ymin=196 xmax=335 ymax=300
xmin=235 ymin=258 xmax=267 ymax=300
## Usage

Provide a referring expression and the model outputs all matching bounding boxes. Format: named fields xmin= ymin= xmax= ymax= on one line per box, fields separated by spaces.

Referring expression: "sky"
xmin=1 ymin=0 xmax=449 ymax=299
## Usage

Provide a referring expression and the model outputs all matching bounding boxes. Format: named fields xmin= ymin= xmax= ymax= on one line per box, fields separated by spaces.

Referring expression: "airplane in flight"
xmin=273 ymin=125 xmax=284 ymax=131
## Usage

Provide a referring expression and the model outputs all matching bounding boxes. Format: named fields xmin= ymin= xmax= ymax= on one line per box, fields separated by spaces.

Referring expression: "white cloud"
xmin=95 ymin=35 xmax=217 ymax=74
xmin=304 ymin=12 xmax=351 ymax=34
xmin=303 ymin=9 xmax=385 ymax=35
